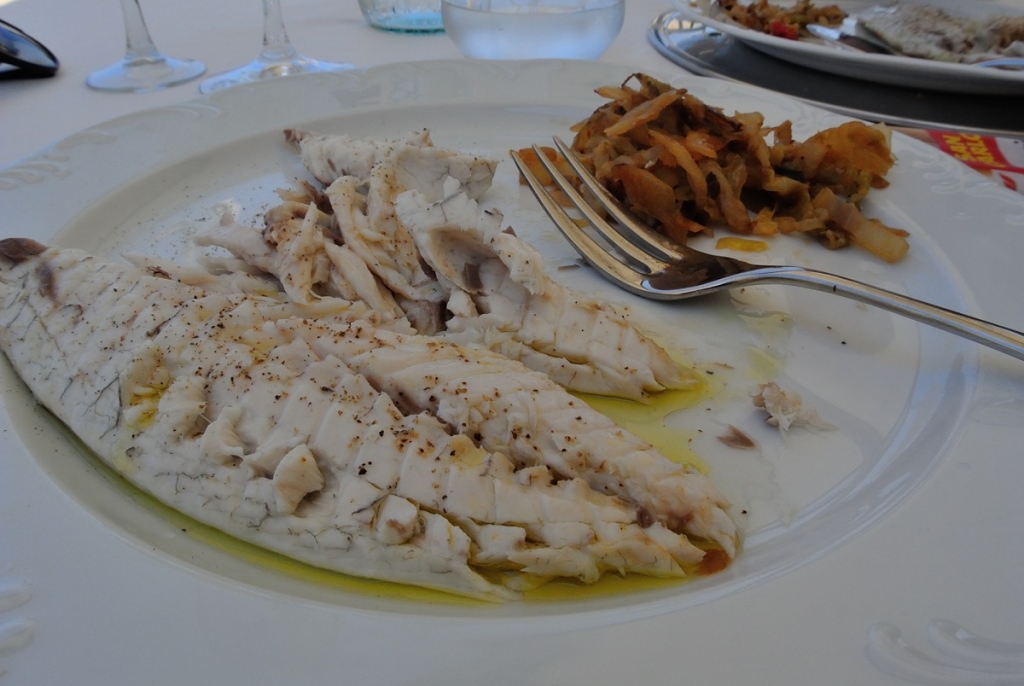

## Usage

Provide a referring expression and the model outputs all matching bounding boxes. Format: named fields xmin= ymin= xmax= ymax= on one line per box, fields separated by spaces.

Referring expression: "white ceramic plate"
xmin=2 ymin=60 xmax=1023 ymax=685
xmin=671 ymin=0 xmax=1024 ymax=95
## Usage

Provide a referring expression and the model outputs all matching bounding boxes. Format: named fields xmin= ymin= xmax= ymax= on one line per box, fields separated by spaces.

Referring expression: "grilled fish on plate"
xmin=0 ymin=238 xmax=736 ymax=600
xmin=199 ymin=130 xmax=698 ymax=402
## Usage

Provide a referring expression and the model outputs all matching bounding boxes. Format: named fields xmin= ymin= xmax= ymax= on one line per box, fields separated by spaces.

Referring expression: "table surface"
xmin=1 ymin=0 xmax=686 ymax=168
xmin=2 ymin=2 xmax=1024 ymax=686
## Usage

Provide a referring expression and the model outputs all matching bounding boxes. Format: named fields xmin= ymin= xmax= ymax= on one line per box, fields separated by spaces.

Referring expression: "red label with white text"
xmin=924 ymin=131 xmax=1024 ymax=194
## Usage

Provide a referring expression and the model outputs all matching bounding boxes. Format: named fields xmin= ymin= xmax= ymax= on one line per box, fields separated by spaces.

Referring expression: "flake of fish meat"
xmin=752 ymin=382 xmax=836 ymax=432
xmin=194 ymin=189 xmax=411 ymax=329
xmin=313 ymin=137 xmax=501 ymax=333
xmin=0 ymin=239 xmax=726 ymax=600
xmin=325 ymin=172 xmax=446 ymax=332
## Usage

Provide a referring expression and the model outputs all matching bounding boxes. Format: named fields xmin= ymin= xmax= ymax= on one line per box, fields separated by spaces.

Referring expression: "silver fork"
xmin=510 ymin=137 xmax=1024 ymax=361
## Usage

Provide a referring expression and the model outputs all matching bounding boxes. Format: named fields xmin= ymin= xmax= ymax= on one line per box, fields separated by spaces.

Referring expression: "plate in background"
xmin=649 ymin=11 xmax=1024 ymax=136
xmin=672 ymin=0 xmax=1024 ymax=95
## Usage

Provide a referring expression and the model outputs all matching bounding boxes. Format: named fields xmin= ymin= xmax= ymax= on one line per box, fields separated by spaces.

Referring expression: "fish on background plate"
xmin=857 ymin=3 xmax=1024 ymax=64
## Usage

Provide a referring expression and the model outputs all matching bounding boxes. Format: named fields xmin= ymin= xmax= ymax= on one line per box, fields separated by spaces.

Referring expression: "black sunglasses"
xmin=0 ymin=19 xmax=59 ymax=79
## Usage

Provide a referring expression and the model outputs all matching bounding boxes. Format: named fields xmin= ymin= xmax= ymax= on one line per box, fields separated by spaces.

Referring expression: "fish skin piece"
xmin=0 ymin=240 xmax=711 ymax=599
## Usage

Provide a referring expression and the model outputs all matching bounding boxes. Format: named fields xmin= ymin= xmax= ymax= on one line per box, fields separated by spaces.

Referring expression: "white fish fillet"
xmin=397 ymin=179 xmax=699 ymax=401
xmin=286 ymin=128 xmax=498 ymax=200
xmin=283 ymin=129 xmax=433 ymax=185
xmin=200 ymin=130 xmax=699 ymax=400
xmin=297 ymin=322 xmax=737 ymax=556
xmin=0 ymin=240 xmax=727 ymax=600
xmin=860 ymin=5 xmax=1024 ymax=63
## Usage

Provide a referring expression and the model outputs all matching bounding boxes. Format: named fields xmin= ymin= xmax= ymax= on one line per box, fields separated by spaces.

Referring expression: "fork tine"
xmin=527 ymin=146 xmax=666 ymax=274
xmin=510 ymin=150 xmax=655 ymax=296
xmin=551 ymin=136 xmax=687 ymax=264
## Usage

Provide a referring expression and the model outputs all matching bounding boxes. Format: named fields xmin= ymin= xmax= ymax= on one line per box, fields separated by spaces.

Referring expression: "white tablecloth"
xmin=1 ymin=0 xmax=679 ymax=167
xmin=3 ymin=3 xmax=1024 ymax=686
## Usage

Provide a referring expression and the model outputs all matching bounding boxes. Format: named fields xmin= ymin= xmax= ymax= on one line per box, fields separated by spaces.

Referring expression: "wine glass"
xmin=199 ymin=0 xmax=354 ymax=94
xmin=87 ymin=0 xmax=205 ymax=92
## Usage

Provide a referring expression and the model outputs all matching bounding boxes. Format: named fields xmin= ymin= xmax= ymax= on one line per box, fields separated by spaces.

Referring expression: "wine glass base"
xmin=199 ymin=56 xmax=356 ymax=94
xmin=87 ymin=55 xmax=206 ymax=93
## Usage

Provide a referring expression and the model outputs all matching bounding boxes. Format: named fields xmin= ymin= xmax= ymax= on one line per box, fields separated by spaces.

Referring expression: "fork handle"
xmin=732 ymin=267 xmax=1024 ymax=361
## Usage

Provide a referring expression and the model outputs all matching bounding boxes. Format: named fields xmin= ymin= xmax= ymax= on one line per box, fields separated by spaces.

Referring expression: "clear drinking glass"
xmin=199 ymin=0 xmax=353 ymax=94
xmin=441 ymin=0 xmax=623 ymax=59
xmin=87 ymin=0 xmax=205 ymax=93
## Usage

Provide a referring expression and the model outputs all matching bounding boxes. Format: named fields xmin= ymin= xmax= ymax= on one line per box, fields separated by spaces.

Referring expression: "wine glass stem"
xmin=260 ymin=0 xmax=299 ymax=63
xmin=119 ymin=0 xmax=162 ymax=61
